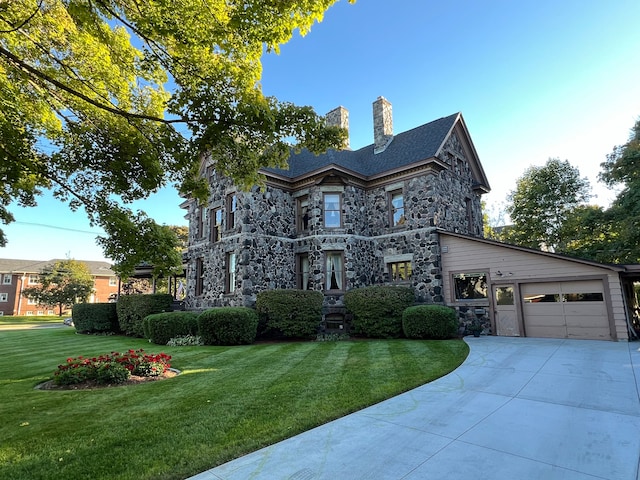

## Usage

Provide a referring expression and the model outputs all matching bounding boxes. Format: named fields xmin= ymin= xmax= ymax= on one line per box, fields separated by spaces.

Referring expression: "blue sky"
xmin=3 ymin=0 xmax=640 ymax=262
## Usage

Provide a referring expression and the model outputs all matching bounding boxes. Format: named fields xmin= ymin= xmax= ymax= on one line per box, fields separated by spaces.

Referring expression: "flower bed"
xmin=51 ymin=349 xmax=172 ymax=387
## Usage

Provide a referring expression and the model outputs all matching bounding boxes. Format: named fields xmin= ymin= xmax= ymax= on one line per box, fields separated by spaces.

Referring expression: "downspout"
xmin=17 ymin=273 xmax=26 ymax=315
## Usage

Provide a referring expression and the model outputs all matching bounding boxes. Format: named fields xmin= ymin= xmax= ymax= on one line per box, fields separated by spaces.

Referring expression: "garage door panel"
xmin=521 ymin=281 xmax=610 ymax=341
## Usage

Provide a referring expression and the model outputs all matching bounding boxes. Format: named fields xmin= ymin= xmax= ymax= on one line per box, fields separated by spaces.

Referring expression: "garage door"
xmin=521 ymin=280 xmax=611 ymax=340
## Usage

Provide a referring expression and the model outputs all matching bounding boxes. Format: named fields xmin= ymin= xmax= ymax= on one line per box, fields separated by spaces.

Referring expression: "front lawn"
xmin=0 ymin=328 xmax=468 ymax=480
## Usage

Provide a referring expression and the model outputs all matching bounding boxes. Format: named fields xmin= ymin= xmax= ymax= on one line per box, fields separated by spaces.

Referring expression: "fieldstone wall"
xmin=185 ymin=140 xmax=485 ymax=311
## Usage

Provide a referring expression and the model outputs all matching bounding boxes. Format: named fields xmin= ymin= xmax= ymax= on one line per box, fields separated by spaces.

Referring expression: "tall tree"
xmin=22 ymin=259 xmax=94 ymax=316
xmin=505 ymin=158 xmax=591 ymax=251
xmin=597 ymin=119 xmax=640 ymax=263
xmin=0 ymin=0 xmax=349 ymax=276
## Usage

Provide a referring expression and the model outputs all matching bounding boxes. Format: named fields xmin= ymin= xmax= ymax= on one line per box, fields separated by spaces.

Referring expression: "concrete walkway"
xmin=191 ymin=337 xmax=640 ymax=480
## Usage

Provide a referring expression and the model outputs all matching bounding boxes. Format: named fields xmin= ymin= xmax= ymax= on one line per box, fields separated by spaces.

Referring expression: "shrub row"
xmin=72 ymin=288 xmax=460 ymax=345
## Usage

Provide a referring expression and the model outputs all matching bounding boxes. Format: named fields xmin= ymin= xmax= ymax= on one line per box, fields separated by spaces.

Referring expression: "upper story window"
xmin=2 ymin=274 xmax=11 ymax=285
xmin=390 ymin=191 xmax=405 ymax=226
xmin=323 ymin=193 xmax=341 ymax=228
xmin=226 ymin=193 xmax=237 ymax=229
xmin=196 ymin=205 xmax=205 ymax=239
xmin=453 ymin=272 xmax=488 ymax=301
xmin=28 ymin=274 xmax=38 ymax=285
xmin=225 ymin=253 xmax=237 ymax=294
xmin=0 ymin=293 xmax=8 ymax=302
xmin=296 ymin=195 xmax=310 ymax=232
xmin=296 ymin=253 xmax=310 ymax=290
xmin=210 ymin=207 xmax=222 ymax=242
xmin=325 ymin=251 xmax=344 ymax=291
xmin=389 ymin=261 xmax=412 ymax=282
xmin=108 ymin=277 xmax=117 ymax=287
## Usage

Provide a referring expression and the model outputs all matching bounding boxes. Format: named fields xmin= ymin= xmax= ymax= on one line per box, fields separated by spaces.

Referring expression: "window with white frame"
xmin=109 ymin=277 xmax=117 ymax=287
xmin=3 ymin=274 xmax=11 ymax=285
xmin=0 ymin=293 xmax=8 ymax=302
xmin=323 ymin=193 xmax=341 ymax=228
xmin=325 ymin=251 xmax=344 ymax=291
xmin=28 ymin=274 xmax=38 ymax=284
xmin=27 ymin=297 xmax=37 ymax=305
xmin=47 ymin=310 xmax=55 ymax=315
xmin=26 ymin=311 xmax=34 ymax=316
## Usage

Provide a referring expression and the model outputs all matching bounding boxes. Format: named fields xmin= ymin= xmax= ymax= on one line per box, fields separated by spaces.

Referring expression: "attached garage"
xmin=521 ymin=280 xmax=610 ymax=340
xmin=438 ymin=231 xmax=632 ymax=341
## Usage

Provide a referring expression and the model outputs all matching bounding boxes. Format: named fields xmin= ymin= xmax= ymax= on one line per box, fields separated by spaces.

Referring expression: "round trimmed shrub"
xmin=143 ymin=311 xmax=199 ymax=345
xmin=197 ymin=307 xmax=259 ymax=346
xmin=402 ymin=305 xmax=458 ymax=339
xmin=72 ymin=302 xmax=119 ymax=334
xmin=344 ymin=286 xmax=415 ymax=338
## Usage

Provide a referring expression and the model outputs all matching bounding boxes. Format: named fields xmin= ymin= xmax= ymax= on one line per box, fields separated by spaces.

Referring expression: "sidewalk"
xmin=190 ymin=336 xmax=640 ymax=480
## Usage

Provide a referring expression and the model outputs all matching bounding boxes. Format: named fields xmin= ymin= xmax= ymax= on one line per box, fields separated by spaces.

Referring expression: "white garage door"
xmin=521 ymin=280 xmax=611 ymax=340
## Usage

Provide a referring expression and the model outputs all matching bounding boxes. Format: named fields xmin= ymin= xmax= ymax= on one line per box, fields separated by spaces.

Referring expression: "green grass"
xmin=0 ymin=315 xmax=69 ymax=325
xmin=0 ymin=328 xmax=469 ymax=480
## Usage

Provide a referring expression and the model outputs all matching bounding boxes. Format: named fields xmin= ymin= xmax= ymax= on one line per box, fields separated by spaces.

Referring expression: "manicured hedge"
xmin=402 ymin=305 xmax=458 ymax=339
xmin=143 ymin=311 xmax=200 ymax=345
xmin=116 ymin=294 xmax=173 ymax=337
xmin=72 ymin=302 xmax=119 ymax=334
xmin=197 ymin=307 xmax=258 ymax=345
xmin=255 ymin=289 xmax=324 ymax=339
xmin=344 ymin=286 xmax=415 ymax=338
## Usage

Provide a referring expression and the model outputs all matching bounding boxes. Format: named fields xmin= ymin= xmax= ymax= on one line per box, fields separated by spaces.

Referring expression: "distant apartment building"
xmin=0 ymin=259 xmax=118 ymax=316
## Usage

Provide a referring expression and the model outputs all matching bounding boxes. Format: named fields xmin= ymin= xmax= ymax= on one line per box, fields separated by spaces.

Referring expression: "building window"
xmin=296 ymin=196 xmax=310 ymax=232
xmin=495 ymin=286 xmax=514 ymax=305
xmin=27 ymin=297 xmax=37 ymax=305
xmin=453 ymin=272 xmax=488 ymax=301
xmin=389 ymin=261 xmax=412 ymax=282
xmin=37 ymin=310 xmax=44 ymax=316
xmin=26 ymin=311 xmax=33 ymax=316
xmin=197 ymin=205 xmax=205 ymax=239
xmin=0 ymin=293 xmax=7 ymax=302
xmin=465 ymin=198 xmax=474 ymax=233
xmin=325 ymin=252 xmax=344 ymax=291
xmin=226 ymin=193 xmax=237 ymax=229
xmin=108 ymin=277 xmax=117 ymax=287
xmin=210 ymin=208 xmax=222 ymax=242
xmin=225 ymin=253 xmax=236 ymax=294
xmin=195 ymin=258 xmax=204 ymax=296
xmin=390 ymin=191 xmax=405 ymax=226
xmin=296 ymin=253 xmax=310 ymax=290
xmin=28 ymin=274 xmax=38 ymax=284
xmin=2 ymin=274 xmax=11 ymax=285
xmin=47 ymin=310 xmax=55 ymax=315
xmin=323 ymin=193 xmax=341 ymax=228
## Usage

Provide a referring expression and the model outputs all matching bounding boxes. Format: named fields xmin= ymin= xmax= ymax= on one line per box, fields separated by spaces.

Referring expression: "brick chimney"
xmin=325 ymin=106 xmax=350 ymax=150
xmin=373 ymin=96 xmax=393 ymax=154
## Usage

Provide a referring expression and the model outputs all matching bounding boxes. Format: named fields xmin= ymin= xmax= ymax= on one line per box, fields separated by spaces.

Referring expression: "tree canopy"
xmin=22 ymin=258 xmax=94 ymax=315
xmin=504 ymin=158 xmax=591 ymax=252
xmin=0 ymin=0 xmax=349 ymax=276
xmin=596 ymin=119 xmax=640 ymax=263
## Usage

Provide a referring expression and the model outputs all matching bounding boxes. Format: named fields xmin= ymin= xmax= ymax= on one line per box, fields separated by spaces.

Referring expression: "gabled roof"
xmin=0 ymin=258 xmax=116 ymax=276
xmin=437 ymin=230 xmax=627 ymax=272
xmin=263 ymin=112 xmax=490 ymax=190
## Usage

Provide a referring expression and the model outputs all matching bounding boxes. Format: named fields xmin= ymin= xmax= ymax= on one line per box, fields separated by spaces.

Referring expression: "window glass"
xmin=495 ymin=286 xmax=514 ymax=305
xmin=109 ymin=277 xmax=117 ymax=287
xmin=0 ymin=293 xmax=7 ymax=302
xmin=297 ymin=196 xmax=309 ymax=232
xmin=195 ymin=258 xmax=204 ymax=296
xmin=453 ymin=272 xmax=488 ymax=300
xmin=210 ymin=208 xmax=222 ymax=242
xmin=227 ymin=194 xmax=237 ymax=229
xmin=324 ymin=194 xmax=341 ymax=228
xmin=3 ymin=274 xmax=11 ymax=284
xmin=297 ymin=253 xmax=310 ymax=290
xmin=325 ymin=252 xmax=344 ymax=290
xmin=391 ymin=192 xmax=405 ymax=226
xmin=226 ymin=253 xmax=236 ymax=293
xmin=28 ymin=274 xmax=38 ymax=284
xmin=564 ymin=293 xmax=604 ymax=302
xmin=389 ymin=261 xmax=412 ymax=282
xmin=523 ymin=294 xmax=561 ymax=303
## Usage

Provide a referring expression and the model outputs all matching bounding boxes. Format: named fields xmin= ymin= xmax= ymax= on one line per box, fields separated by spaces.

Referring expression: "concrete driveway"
xmin=191 ymin=337 xmax=640 ymax=480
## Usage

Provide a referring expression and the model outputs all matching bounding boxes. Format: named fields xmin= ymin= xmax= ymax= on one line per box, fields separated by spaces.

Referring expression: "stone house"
xmin=183 ymin=97 xmax=490 ymax=328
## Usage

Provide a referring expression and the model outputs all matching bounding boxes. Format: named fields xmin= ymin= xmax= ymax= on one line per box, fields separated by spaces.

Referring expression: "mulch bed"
xmin=36 ymin=369 xmax=179 ymax=391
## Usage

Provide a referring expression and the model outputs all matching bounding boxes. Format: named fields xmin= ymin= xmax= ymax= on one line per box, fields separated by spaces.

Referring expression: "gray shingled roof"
xmin=0 ymin=259 xmax=115 ymax=276
xmin=264 ymin=113 xmax=459 ymax=179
